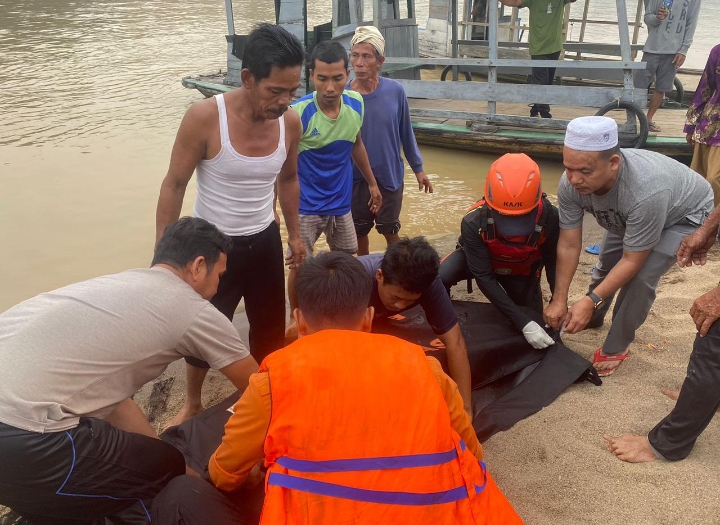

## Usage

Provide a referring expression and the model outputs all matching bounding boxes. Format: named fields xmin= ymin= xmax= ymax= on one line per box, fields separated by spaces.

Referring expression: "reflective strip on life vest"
xmin=267 ymin=442 xmax=488 ymax=507
xmin=476 ymin=460 xmax=488 ymax=493
xmin=275 ymin=447 xmax=459 ymax=473
xmin=267 ymin=470 xmax=488 ymax=506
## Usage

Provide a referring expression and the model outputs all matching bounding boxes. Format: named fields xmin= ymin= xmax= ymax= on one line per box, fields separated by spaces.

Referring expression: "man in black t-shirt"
xmin=358 ymin=237 xmax=472 ymax=414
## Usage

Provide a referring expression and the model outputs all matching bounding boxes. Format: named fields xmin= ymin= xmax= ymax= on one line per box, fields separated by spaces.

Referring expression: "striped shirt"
xmin=291 ymin=90 xmax=364 ymax=215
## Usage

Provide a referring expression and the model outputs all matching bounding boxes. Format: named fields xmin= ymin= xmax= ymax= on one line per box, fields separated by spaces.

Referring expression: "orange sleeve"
xmin=208 ymin=371 xmax=271 ymax=491
xmin=426 ymin=356 xmax=483 ymax=460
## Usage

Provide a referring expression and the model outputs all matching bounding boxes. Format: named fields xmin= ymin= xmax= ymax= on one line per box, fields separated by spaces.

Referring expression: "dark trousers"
xmin=0 ymin=418 xmax=185 ymax=525
xmin=152 ymin=475 xmax=256 ymax=525
xmin=185 ymin=221 xmax=286 ymax=369
xmin=529 ymin=51 xmax=561 ymax=116
xmin=439 ymin=248 xmax=543 ymax=315
xmin=648 ymin=321 xmax=720 ymax=461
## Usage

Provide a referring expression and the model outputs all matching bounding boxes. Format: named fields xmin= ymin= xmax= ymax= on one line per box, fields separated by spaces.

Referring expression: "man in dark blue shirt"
xmin=349 ymin=26 xmax=434 ymax=255
xmin=358 ymin=237 xmax=472 ymax=413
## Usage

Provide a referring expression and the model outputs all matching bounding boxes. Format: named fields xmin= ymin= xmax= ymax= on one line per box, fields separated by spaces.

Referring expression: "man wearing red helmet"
xmin=440 ymin=153 xmax=559 ymax=349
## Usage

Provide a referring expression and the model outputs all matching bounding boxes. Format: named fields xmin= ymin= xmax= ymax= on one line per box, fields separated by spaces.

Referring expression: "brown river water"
xmin=0 ymin=0 xmax=715 ymax=311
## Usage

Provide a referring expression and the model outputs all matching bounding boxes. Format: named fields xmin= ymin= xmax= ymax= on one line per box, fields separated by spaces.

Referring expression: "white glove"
xmin=522 ymin=321 xmax=555 ymax=349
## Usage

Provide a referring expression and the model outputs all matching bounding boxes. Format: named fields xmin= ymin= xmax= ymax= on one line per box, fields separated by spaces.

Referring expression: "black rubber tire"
xmin=673 ymin=76 xmax=684 ymax=103
xmin=440 ymin=65 xmax=472 ymax=82
xmin=648 ymin=75 xmax=685 ymax=103
xmin=595 ymin=100 xmax=649 ymax=149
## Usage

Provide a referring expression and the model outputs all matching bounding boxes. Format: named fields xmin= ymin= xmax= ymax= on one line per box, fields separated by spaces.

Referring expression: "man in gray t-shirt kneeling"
xmin=544 ymin=116 xmax=713 ymax=377
xmin=0 ymin=217 xmax=257 ymax=524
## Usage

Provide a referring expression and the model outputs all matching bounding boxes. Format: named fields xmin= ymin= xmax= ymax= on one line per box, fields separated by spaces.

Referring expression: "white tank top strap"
xmin=278 ymin=113 xmax=286 ymax=151
xmin=215 ymin=94 xmax=230 ymax=145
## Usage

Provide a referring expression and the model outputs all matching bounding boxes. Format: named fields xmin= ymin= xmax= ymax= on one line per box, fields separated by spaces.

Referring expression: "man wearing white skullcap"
xmin=348 ymin=25 xmax=433 ymax=254
xmin=544 ymin=116 xmax=713 ymax=377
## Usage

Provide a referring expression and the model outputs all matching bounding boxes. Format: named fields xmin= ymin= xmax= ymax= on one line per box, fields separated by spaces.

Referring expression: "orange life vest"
xmin=465 ymin=198 xmax=549 ymax=277
xmin=258 ymin=330 xmax=523 ymax=525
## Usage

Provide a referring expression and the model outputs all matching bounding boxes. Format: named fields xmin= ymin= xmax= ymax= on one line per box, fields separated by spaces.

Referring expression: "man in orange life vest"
xmin=440 ymin=153 xmax=559 ymax=349
xmin=151 ymin=252 xmax=522 ymax=525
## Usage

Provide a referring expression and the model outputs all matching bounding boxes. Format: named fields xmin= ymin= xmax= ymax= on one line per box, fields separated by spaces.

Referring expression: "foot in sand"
xmin=661 ymin=388 xmax=720 ymax=413
xmin=661 ymin=388 xmax=680 ymax=402
xmin=603 ymin=434 xmax=658 ymax=463
xmin=162 ymin=401 xmax=204 ymax=431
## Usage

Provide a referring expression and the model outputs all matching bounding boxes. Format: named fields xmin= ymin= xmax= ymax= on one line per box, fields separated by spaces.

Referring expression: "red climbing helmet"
xmin=485 ymin=153 xmax=542 ymax=216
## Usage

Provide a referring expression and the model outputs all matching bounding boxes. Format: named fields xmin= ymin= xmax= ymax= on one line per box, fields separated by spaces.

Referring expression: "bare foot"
xmin=661 ymin=388 xmax=720 ymax=413
xmin=603 ymin=434 xmax=657 ymax=463
xmin=661 ymin=388 xmax=680 ymax=402
xmin=593 ymin=349 xmax=629 ymax=375
xmin=162 ymin=401 xmax=203 ymax=432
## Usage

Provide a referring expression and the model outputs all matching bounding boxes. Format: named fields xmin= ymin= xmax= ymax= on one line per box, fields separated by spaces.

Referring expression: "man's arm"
xmin=691 ymin=285 xmax=720 ymax=337
xmin=351 ymin=132 xmax=382 ymax=214
xmin=461 ymin=217 xmax=533 ymax=331
xmin=543 ymin=226 xmax=582 ymax=329
xmin=437 ymin=324 xmax=472 ymax=415
xmin=679 ymin=0 xmax=700 ymax=56
xmin=420 ymin=278 xmax=472 ymax=413
xmin=644 ymin=0 xmax=664 ymax=27
xmin=273 ymin=182 xmax=281 ymax=225
xmin=218 ymin=355 xmax=260 ymax=392
xmin=677 ymin=203 xmax=720 ymax=267
xmin=564 ymin=248 xmax=651 ymax=334
xmin=105 ymin=398 xmax=158 ymax=439
xmin=498 ymin=0 xmax=522 ymax=7
xmin=397 ymin=89 xmax=433 ymax=193
xmin=155 ymin=103 xmax=209 ymax=244
xmin=541 ymin=207 xmax=560 ymax=294
xmin=426 ymin=357 xmax=482 ymax=460
xmin=209 ymin=373 xmax=270 ymax=492
xmin=276 ymin=109 xmax=305 ymax=269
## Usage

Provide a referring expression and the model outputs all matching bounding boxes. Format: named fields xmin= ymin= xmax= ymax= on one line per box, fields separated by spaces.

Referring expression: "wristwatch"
xmin=586 ymin=291 xmax=604 ymax=310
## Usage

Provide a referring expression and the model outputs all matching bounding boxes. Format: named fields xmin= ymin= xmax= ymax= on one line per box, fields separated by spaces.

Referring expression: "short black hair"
xmin=242 ymin=23 xmax=306 ymax=81
xmin=380 ymin=237 xmax=439 ymax=294
xmin=309 ymin=40 xmax=349 ymax=70
xmin=152 ymin=217 xmax=233 ymax=272
xmin=295 ymin=252 xmax=373 ymax=328
xmin=599 ymin=144 xmax=620 ymax=160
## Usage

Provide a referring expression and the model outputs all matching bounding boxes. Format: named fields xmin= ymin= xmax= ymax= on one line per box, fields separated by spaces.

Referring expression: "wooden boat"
xmin=411 ymin=120 xmax=691 ymax=161
xmin=181 ymin=0 xmax=694 ymax=161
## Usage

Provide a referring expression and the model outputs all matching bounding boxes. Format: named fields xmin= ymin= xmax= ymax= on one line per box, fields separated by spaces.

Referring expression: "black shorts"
xmin=352 ymin=180 xmax=403 ymax=237
xmin=0 ymin=418 xmax=185 ymax=524
xmin=185 ymin=221 xmax=285 ymax=369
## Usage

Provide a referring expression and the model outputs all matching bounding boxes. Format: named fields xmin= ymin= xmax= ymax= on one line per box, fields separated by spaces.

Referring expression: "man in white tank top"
xmin=155 ymin=24 xmax=306 ymax=428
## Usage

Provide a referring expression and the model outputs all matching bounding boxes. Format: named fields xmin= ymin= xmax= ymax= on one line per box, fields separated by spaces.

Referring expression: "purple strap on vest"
xmin=267 ymin=441 xmax=488 ymax=506
xmin=268 ymin=472 xmax=476 ymax=506
xmin=275 ymin=447 xmax=458 ymax=473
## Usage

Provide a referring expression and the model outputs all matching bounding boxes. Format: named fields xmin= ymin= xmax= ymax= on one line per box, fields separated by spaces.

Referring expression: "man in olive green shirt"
xmin=500 ymin=0 xmax=576 ymax=118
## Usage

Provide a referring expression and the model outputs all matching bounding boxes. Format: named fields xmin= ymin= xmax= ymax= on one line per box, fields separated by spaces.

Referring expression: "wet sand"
xmin=135 ymin=212 xmax=720 ymax=525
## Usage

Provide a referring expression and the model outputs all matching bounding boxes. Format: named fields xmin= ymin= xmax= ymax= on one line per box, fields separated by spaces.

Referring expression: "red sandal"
xmin=592 ymin=348 xmax=630 ymax=377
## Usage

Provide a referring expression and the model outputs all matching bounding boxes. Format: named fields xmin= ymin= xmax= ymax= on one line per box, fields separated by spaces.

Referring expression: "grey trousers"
xmin=648 ymin=320 xmax=720 ymax=460
xmin=588 ymin=220 xmax=699 ymax=355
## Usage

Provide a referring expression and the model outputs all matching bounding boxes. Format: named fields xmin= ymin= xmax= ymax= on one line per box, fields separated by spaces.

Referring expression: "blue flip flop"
xmin=585 ymin=244 xmax=601 ymax=255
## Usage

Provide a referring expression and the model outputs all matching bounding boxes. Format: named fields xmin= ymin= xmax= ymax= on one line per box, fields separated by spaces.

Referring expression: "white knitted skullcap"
xmin=351 ymin=25 xmax=385 ymax=57
xmin=564 ymin=116 xmax=619 ymax=152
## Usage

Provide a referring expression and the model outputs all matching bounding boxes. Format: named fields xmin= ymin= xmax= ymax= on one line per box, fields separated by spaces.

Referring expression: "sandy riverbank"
xmin=135 ymin=213 xmax=720 ymax=525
